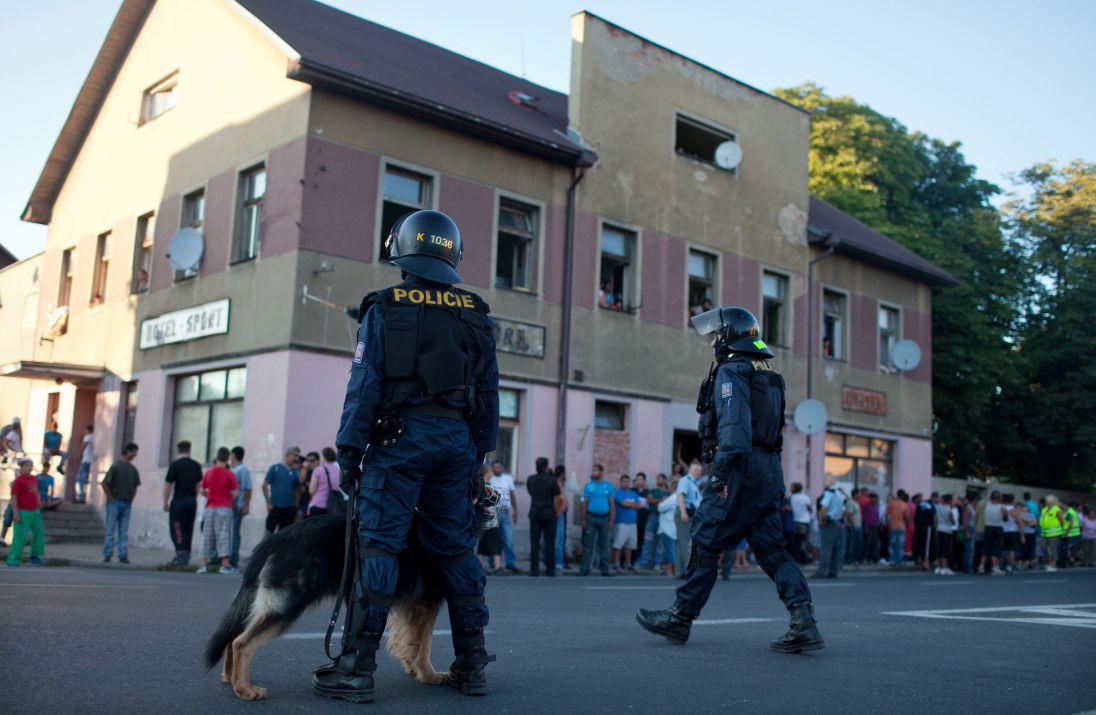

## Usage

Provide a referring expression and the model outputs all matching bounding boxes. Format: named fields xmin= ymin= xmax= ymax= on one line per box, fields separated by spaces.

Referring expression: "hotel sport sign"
xmin=139 ymin=299 xmax=230 ymax=350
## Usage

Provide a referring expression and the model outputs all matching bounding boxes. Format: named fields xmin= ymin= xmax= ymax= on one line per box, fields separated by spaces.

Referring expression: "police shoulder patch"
xmin=721 ymin=381 xmax=732 ymax=400
xmin=353 ymin=341 xmax=365 ymax=364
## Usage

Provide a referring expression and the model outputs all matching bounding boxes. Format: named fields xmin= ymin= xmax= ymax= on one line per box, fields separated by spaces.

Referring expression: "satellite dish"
xmin=714 ymin=141 xmax=742 ymax=171
xmin=166 ymin=228 xmax=204 ymax=271
xmin=891 ymin=339 xmax=922 ymax=372
xmin=793 ymin=399 xmax=828 ymax=436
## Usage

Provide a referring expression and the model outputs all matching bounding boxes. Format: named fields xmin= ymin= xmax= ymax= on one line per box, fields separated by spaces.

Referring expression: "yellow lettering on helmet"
xmin=408 ymin=289 xmax=425 ymax=303
xmin=392 ymin=288 xmax=408 ymax=302
xmin=461 ymin=295 xmax=474 ymax=309
xmin=416 ymin=232 xmax=424 ymax=241
xmin=424 ymin=290 xmax=439 ymax=306
xmin=443 ymin=291 xmax=458 ymax=307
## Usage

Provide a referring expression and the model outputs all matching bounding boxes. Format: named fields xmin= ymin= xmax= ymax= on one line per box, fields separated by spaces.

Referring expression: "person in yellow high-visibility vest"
xmin=1063 ymin=503 xmax=1082 ymax=567
xmin=1039 ymin=495 xmax=1065 ymax=572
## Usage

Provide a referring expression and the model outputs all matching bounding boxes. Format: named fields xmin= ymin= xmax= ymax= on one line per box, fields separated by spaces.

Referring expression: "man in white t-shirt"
xmin=788 ymin=482 xmax=813 ymax=564
xmin=934 ymin=493 xmax=958 ymax=575
xmin=491 ymin=460 xmax=519 ymax=572
xmin=75 ymin=425 xmax=94 ymax=503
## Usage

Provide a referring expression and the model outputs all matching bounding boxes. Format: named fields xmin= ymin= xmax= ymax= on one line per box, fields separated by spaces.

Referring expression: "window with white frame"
xmin=762 ymin=271 xmax=788 ymax=346
xmin=176 ymin=189 xmax=204 ymax=281
xmin=233 ymin=164 xmax=266 ymax=263
xmin=599 ymin=225 xmax=636 ymax=312
xmin=495 ymin=199 xmax=538 ymax=291
xmin=58 ymin=248 xmax=74 ymax=309
xmin=687 ymin=249 xmax=716 ymax=318
xmin=822 ymin=289 xmax=845 ymax=360
xmin=132 ymin=212 xmax=154 ymax=293
xmin=141 ymin=72 xmax=177 ymax=124
xmin=90 ymin=232 xmax=110 ymax=305
xmin=379 ymin=166 xmax=432 ymax=260
xmin=879 ymin=305 xmax=901 ymax=372
xmin=171 ymin=367 xmax=247 ymax=464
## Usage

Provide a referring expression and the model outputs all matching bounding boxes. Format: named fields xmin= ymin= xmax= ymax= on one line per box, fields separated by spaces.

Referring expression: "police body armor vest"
xmin=696 ymin=357 xmax=786 ymax=465
xmin=360 ymin=283 xmax=492 ymax=419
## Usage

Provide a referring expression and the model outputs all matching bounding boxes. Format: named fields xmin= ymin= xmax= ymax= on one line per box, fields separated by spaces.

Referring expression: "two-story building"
xmin=3 ymin=0 xmax=953 ymax=555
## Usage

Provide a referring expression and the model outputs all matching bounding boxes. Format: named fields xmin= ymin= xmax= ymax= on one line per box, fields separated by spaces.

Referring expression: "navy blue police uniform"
xmin=337 ymin=277 xmax=499 ymax=631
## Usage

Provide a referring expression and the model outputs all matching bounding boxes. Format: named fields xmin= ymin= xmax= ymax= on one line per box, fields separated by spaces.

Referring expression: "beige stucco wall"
xmin=36 ymin=0 xmax=310 ymax=379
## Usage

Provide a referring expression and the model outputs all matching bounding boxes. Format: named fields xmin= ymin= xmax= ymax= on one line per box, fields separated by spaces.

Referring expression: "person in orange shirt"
xmin=885 ymin=493 xmax=909 ymax=566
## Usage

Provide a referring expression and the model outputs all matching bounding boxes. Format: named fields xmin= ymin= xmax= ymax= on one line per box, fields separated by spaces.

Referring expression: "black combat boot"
xmin=312 ymin=636 xmax=380 ymax=703
xmin=635 ymin=607 xmax=692 ymax=644
xmin=770 ymin=602 xmax=824 ymax=653
xmin=447 ymin=628 xmax=495 ymax=696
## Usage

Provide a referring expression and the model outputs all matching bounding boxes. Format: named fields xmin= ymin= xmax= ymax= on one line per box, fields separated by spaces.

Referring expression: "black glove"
xmin=707 ymin=474 xmax=727 ymax=495
xmin=337 ymin=447 xmax=364 ymax=492
xmin=471 ymin=464 xmax=486 ymax=501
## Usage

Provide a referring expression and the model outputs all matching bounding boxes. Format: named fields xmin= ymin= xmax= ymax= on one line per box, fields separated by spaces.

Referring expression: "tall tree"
xmin=774 ymin=84 xmax=1025 ymax=479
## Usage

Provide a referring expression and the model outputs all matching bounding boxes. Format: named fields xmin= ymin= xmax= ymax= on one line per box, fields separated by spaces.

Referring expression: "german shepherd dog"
xmin=204 ymin=513 xmax=446 ymax=701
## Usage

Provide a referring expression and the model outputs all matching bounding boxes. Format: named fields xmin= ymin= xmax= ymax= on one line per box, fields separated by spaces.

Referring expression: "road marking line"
xmin=693 ymin=618 xmax=777 ymax=626
xmin=883 ymin=603 xmax=1096 ymax=630
xmin=808 ymin=582 xmax=855 ymax=587
xmin=586 ymin=586 xmax=677 ymax=590
xmin=283 ymin=629 xmax=475 ymax=640
xmin=886 ymin=602 xmax=1096 ymax=615
xmin=919 ymin=581 xmax=976 ymax=585
xmin=1023 ymin=579 xmax=1067 ymax=583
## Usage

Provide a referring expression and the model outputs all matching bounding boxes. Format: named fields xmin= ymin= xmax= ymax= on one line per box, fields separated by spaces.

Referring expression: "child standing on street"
xmin=6 ymin=457 xmax=46 ymax=567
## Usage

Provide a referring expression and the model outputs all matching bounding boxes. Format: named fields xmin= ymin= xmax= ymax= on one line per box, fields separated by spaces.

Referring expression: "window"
xmin=675 ymin=114 xmax=737 ymax=172
xmin=487 ymin=388 xmax=521 ymax=479
xmin=121 ymin=381 xmax=138 ymax=447
xmin=90 ymin=232 xmax=110 ymax=305
xmin=824 ymin=432 xmax=893 ymax=495
xmin=132 ymin=212 xmax=154 ymax=293
xmin=495 ymin=199 xmax=538 ymax=291
xmin=687 ymin=249 xmax=716 ymax=317
xmin=379 ymin=166 xmax=432 ymax=260
xmin=141 ymin=72 xmax=177 ymax=124
xmin=599 ymin=225 xmax=636 ymax=312
xmin=879 ymin=305 xmax=900 ymax=372
xmin=762 ymin=271 xmax=788 ymax=346
xmin=594 ymin=401 xmax=626 ymax=431
xmin=822 ymin=289 xmax=845 ymax=360
xmin=176 ymin=189 xmax=204 ymax=280
xmin=58 ymin=248 xmax=74 ymax=308
xmin=171 ymin=367 xmax=246 ymax=464
xmin=232 ymin=164 xmax=266 ymax=263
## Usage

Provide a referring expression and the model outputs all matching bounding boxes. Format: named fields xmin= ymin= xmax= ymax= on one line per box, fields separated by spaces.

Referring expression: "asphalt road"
xmin=2 ymin=565 xmax=1094 ymax=714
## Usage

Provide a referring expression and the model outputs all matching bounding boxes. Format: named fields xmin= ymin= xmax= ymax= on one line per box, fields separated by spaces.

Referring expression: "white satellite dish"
xmin=714 ymin=141 xmax=742 ymax=171
xmin=166 ymin=228 xmax=204 ymax=271
xmin=793 ymin=399 xmax=828 ymax=436
xmin=891 ymin=339 xmax=922 ymax=372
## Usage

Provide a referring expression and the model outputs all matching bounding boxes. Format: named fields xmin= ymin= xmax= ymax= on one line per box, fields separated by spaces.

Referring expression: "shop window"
xmin=487 ymin=388 xmax=520 ymax=480
xmin=171 ymin=366 xmax=246 ymax=464
xmin=599 ymin=225 xmax=636 ymax=312
xmin=141 ymin=71 xmax=177 ymax=124
xmin=824 ymin=431 xmax=893 ymax=496
xmin=495 ymin=199 xmax=537 ymax=291
xmin=90 ymin=232 xmax=110 ymax=305
xmin=687 ymin=249 xmax=716 ymax=318
xmin=594 ymin=401 xmax=626 ymax=431
xmin=379 ymin=166 xmax=432 ymax=260
xmin=176 ymin=189 xmax=204 ymax=281
xmin=675 ymin=114 xmax=737 ymax=173
xmin=232 ymin=164 xmax=266 ymax=263
xmin=762 ymin=271 xmax=788 ymax=346
xmin=822 ymin=289 xmax=845 ymax=360
xmin=879 ymin=305 xmax=900 ymax=372
xmin=122 ymin=381 xmax=138 ymax=447
xmin=132 ymin=212 xmax=154 ymax=293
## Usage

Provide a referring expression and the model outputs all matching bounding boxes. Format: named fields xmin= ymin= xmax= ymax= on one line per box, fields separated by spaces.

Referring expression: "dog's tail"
xmin=204 ymin=584 xmax=255 ymax=669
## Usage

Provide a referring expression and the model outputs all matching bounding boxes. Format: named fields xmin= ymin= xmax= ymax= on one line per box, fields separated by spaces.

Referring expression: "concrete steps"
xmin=41 ymin=503 xmax=103 ymax=544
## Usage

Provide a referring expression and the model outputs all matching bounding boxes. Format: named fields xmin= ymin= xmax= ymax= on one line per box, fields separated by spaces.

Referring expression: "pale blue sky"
xmin=3 ymin=0 xmax=1093 ymax=260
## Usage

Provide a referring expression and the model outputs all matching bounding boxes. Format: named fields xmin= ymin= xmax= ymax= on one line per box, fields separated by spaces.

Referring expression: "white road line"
xmin=283 ymin=629 xmax=465 ymax=640
xmin=883 ymin=603 xmax=1096 ymax=630
xmin=808 ymin=582 xmax=855 ymax=587
xmin=1023 ymin=579 xmax=1067 ymax=583
xmin=586 ymin=586 xmax=677 ymax=590
xmin=693 ymin=618 xmax=777 ymax=626
xmin=919 ymin=580 xmax=976 ymax=585
xmin=886 ymin=602 xmax=1096 ymax=615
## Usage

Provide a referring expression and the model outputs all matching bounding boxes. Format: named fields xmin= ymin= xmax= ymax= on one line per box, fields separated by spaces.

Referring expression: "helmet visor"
xmin=690 ymin=307 xmax=724 ymax=336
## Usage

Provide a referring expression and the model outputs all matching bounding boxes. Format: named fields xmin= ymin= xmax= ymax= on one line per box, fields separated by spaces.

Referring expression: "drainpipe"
xmin=556 ymin=167 xmax=586 ymax=467
xmin=805 ymin=232 xmax=838 ymax=491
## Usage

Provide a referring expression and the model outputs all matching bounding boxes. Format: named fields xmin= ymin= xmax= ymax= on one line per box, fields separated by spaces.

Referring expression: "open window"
xmin=495 ymin=199 xmax=537 ymax=291
xmin=379 ymin=166 xmax=432 ymax=260
xmin=599 ymin=224 xmax=637 ymax=313
xmin=675 ymin=114 xmax=737 ymax=173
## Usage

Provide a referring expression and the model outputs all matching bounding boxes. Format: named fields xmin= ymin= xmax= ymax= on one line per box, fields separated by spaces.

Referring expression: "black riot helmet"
xmin=690 ymin=306 xmax=774 ymax=359
xmin=386 ymin=210 xmax=464 ymax=284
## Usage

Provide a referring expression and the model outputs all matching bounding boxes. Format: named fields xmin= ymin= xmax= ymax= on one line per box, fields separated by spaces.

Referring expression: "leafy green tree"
xmin=774 ymin=84 xmax=1025 ymax=479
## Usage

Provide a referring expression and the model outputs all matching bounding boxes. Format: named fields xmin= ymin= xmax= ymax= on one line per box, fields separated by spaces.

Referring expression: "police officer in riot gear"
xmin=313 ymin=210 xmax=500 ymax=702
xmin=636 ymin=307 xmax=823 ymax=653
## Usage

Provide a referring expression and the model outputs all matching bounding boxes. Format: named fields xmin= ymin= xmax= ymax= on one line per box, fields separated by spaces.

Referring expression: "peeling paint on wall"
xmin=778 ymin=203 xmax=807 ymax=246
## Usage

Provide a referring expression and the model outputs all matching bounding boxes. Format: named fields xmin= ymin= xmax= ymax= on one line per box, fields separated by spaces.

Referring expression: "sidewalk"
xmin=2 ymin=540 xmax=180 ymax=570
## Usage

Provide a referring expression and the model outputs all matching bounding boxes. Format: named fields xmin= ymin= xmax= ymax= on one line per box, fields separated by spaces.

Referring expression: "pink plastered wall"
xmin=639 ymin=230 xmax=685 ymax=327
xmin=299 ymin=138 xmax=379 ymax=262
xmin=850 ymin=294 xmax=877 ymax=371
xmin=440 ymin=175 xmax=494 ymax=289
